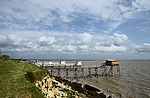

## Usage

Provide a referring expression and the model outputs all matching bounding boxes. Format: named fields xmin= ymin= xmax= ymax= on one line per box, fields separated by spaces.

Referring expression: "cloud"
xmin=0 ymin=34 xmax=33 ymax=48
xmin=60 ymin=45 xmax=77 ymax=53
xmin=77 ymin=33 xmax=92 ymax=45
xmin=0 ymin=35 xmax=9 ymax=46
xmin=37 ymin=36 xmax=55 ymax=46
xmin=101 ymin=33 xmax=128 ymax=47
xmin=1 ymin=0 xmax=149 ymax=31
xmin=132 ymin=0 xmax=150 ymax=11
xmin=113 ymin=33 xmax=128 ymax=46
xmin=78 ymin=45 xmax=89 ymax=50
xmin=93 ymin=33 xmax=130 ymax=53
xmin=0 ymin=32 xmax=129 ymax=55
xmin=0 ymin=34 xmax=36 ymax=57
xmin=135 ymin=43 xmax=150 ymax=52
xmin=101 ymin=36 xmax=114 ymax=47
xmin=0 ymin=0 xmax=150 ymax=59
xmin=94 ymin=45 xmax=126 ymax=53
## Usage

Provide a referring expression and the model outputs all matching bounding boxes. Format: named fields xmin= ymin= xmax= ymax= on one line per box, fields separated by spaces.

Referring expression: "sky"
xmin=0 ymin=0 xmax=150 ymax=60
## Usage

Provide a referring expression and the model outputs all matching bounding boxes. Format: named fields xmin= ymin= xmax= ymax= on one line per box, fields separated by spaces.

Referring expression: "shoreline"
xmin=35 ymin=72 xmax=112 ymax=98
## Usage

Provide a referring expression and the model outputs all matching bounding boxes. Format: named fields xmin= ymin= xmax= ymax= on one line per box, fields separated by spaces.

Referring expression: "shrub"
xmin=25 ymin=70 xmax=36 ymax=83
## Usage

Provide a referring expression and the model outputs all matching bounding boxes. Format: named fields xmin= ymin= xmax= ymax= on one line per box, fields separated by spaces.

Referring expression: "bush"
xmin=25 ymin=70 xmax=36 ymax=83
xmin=2 ymin=54 xmax=10 ymax=60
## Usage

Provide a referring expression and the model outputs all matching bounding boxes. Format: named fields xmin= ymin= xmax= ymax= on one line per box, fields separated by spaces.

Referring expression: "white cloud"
xmin=0 ymin=0 xmax=149 ymax=33
xmin=37 ymin=36 xmax=55 ymax=46
xmin=94 ymin=33 xmax=128 ymax=53
xmin=113 ymin=33 xmax=128 ymax=46
xmin=0 ymin=35 xmax=9 ymax=46
xmin=0 ymin=34 xmax=33 ymax=48
xmin=94 ymin=44 xmax=126 ymax=53
xmin=106 ymin=22 xmax=123 ymax=31
xmin=135 ymin=43 xmax=150 ymax=52
xmin=60 ymin=45 xmax=77 ymax=53
xmin=101 ymin=36 xmax=114 ymax=47
xmin=78 ymin=45 xmax=89 ymax=50
xmin=0 ymin=34 xmax=36 ymax=57
xmin=119 ymin=5 xmax=130 ymax=13
xmin=77 ymin=33 xmax=92 ymax=45
xmin=0 ymin=0 xmax=150 ymax=59
xmin=100 ymin=33 xmax=128 ymax=47
xmin=132 ymin=0 xmax=150 ymax=11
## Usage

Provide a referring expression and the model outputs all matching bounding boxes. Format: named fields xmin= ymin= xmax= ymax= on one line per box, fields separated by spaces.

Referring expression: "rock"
xmin=107 ymin=95 xmax=112 ymax=98
xmin=100 ymin=93 xmax=107 ymax=98
xmin=87 ymin=90 xmax=98 ymax=96
xmin=44 ymin=79 xmax=47 ymax=83
xmin=47 ymin=91 xmax=54 ymax=98
xmin=84 ymin=84 xmax=100 ymax=92
xmin=48 ymin=81 xmax=52 ymax=88
xmin=35 ymin=82 xmax=38 ymax=87
xmin=38 ymin=81 xmax=42 ymax=87
xmin=89 ymin=96 xmax=102 ymax=98
xmin=42 ymin=81 xmax=44 ymax=86
xmin=62 ymin=79 xmax=70 ymax=85
xmin=54 ymin=76 xmax=63 ymax=83
xmin=70 ymin=82 xmax=85 ymax=93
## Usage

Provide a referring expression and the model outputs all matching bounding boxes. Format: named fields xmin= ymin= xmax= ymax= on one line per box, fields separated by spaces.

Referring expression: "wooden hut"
xmin=105 ymin=59 xmax=118 ymax=65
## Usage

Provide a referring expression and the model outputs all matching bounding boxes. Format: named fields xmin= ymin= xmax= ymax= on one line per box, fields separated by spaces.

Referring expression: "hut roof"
xmin=106 ymin=59 xmax=118 ymax=61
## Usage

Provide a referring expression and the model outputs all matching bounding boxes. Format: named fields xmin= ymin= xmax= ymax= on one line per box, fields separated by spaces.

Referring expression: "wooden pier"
xmin=40 ymin=60 xmax=121 ymax=79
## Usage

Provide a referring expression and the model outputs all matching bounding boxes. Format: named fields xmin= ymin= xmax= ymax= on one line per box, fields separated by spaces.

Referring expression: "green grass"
xmin=0 ymin=61 xmax=49 ymax=98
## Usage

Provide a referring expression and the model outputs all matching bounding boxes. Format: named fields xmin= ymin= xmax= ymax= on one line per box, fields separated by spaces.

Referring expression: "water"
xmin=44 ymin=60 xmax=150 ymax=98
xmin=78 ymin=60 xmax=150 ymax=98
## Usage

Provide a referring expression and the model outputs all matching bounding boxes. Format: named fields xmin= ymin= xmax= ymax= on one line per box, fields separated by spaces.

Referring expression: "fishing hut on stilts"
xmin=101 ymin=59 xmax=120 ymax=77
xmin=39 ymin=60 xmax=121 ymax=79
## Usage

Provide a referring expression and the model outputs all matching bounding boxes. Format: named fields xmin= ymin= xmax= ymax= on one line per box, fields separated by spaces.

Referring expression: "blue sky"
xmin=0 ymin=0 xmax=150 ymax=60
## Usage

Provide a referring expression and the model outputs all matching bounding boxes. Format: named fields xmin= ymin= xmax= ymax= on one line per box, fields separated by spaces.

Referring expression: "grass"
xmin=0 ymin=61 xmax=49 ymax=98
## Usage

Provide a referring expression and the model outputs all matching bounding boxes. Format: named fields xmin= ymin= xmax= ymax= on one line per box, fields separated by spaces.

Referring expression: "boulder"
xmin=100 ymin=93 xmax=106 ymax=98
xmin=84 ymin=84 xmax=100 ymax=92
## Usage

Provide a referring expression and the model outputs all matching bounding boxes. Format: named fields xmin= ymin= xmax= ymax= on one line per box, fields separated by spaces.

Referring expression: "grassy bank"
xmin=0 ymin=61 xmax=49 ymax=98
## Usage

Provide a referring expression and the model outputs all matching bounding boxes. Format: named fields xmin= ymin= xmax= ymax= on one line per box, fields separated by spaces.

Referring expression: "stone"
xmin=107 ymin=95 xmax=112 ymax=98
xmin=100 ymin=93 xmax=107 ymax=98
xmin=84 ymin=84 xmax=100 ymax=92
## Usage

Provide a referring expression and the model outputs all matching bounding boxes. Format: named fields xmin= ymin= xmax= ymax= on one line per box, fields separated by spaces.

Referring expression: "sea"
xmin=42 ymin=60 xmax=150 ymax=98
xmin=78 ymin=60 xmax=150 ymax=98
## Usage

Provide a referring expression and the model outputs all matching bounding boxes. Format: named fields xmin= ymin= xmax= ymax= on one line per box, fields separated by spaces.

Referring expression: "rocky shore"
xmin=35 ymin=74 xmax=112 ymax=98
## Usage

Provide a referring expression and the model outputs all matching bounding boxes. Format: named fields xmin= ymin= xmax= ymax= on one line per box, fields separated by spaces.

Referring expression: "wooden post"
xmin=64 ymin=65 xmax=66 ymax=69
xmin=80 ymin=68 xmax=84 ymax=78
xmin=58 ymin=68 xmax=60 ymax=77
xmin=95 ymin=67 xmax=98 ymax=78
xmin=116 ymin=66 xmax=120 ymax=77
xmin=66 ymin=69 xmax=68 ymax=76
xmin=74 ymin=68 xmax=77 ymax=79
xmin=51 ymin=69 xmax=53 ymax=76
xmin=102 ymin=66 xmax=107 ymax=76
xmin=87 ymin=68 xmax=91 ymax=78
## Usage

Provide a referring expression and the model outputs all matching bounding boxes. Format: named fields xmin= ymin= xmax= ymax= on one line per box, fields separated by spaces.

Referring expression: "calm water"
xmin=77 ymin=60 xmax=150 ymax=98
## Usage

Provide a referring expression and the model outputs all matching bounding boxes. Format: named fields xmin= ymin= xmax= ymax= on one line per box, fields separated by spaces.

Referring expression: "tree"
xmin=2 ymin=54 xmax=10 ymax=60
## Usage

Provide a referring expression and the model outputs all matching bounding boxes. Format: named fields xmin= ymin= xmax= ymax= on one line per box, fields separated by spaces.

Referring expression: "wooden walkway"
xmin=41 ymin=64 xmax=121 ymax=79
